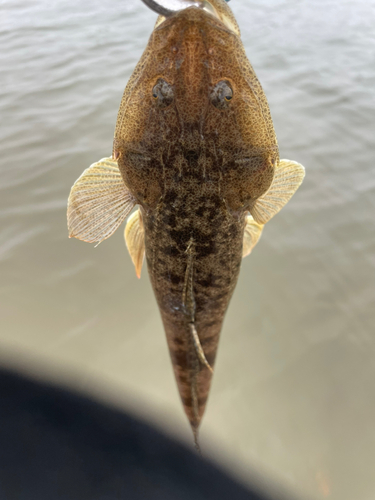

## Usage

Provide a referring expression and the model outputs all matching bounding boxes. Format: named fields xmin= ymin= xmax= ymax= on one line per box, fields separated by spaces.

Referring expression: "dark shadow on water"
xmin=0 ymin=366 xmax=294 ymax=500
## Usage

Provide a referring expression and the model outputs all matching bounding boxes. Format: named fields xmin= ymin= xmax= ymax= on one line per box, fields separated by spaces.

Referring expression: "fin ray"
xmin=67 ymin=157 xmax=136 ymax=245
xmin=124 ymin=209 xmax=145 ymax=278
xmin=189 ymin=323 xmax=214 ymax=374
xmin=250 ymin=159 xmax=305 ymax=224
xmin=242 ymin=214 xmax=263 ymax=258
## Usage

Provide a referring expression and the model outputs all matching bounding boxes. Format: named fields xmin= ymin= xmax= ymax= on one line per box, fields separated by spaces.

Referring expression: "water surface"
xmin=1 ymin=0 xmax=375 ymax=498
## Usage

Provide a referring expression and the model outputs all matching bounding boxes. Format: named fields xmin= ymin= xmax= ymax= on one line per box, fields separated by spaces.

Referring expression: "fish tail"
xmin=182 ymin=241 xmax=214 ymax=434
xmin=191 ymin=353 xmax=202 ymax=454
xmin=193 ymin=427 xmax=202 ymax=456
xmin=162 ymin=308 xmax=215 ymax=431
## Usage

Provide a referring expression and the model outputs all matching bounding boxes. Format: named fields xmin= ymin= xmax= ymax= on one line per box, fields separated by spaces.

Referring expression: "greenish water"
xmin=1 ymin=0 xmax=374 ymax=498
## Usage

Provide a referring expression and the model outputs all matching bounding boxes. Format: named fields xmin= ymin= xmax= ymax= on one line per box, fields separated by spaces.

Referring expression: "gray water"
xmin=1 ymin=0 xmax=375 ymax=498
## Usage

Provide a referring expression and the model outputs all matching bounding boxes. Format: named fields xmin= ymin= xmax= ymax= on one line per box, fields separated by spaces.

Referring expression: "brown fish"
xmin=67 ymin=0 xmax=305 ymax=446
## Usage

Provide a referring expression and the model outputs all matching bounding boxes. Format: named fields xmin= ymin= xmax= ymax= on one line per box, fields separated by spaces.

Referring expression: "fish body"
xmin=142 ymin=176 xmax=245 ymax=430
xmin=67 ymin=0 xmax=305 ymax=441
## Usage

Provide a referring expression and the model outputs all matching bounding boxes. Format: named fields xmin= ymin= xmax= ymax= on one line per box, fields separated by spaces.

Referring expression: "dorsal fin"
xmin=250 ymin=159 xmax=305 ymax=224
xmin=67 ymin=157 xmax=136 ymax=246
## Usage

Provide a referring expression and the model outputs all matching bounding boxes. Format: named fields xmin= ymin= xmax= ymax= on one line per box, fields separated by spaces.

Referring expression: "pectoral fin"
xmin=67 ymin=157 xmax=136 ymax=245
xmin=242 ymin=215 xmax=263 ymax=258
xmin=250 ymin=159 xmax=305 ymax=224
xmin=124 ymin=209 xmax=145 ymax=279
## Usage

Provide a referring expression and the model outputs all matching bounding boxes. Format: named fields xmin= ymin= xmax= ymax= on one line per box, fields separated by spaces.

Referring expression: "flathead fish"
xmin=67 ymin=0 xmax=305 ymax=446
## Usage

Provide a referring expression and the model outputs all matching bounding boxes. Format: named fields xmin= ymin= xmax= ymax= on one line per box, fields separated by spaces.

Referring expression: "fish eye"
xmin=152 ymin=78 xmax=174 ymax=108
xmin=210 ymin=80 xmax=233 ymax=109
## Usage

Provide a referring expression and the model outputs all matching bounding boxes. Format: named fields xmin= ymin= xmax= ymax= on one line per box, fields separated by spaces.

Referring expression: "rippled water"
xmin=1 ymin=0 xmax=375 ymax=498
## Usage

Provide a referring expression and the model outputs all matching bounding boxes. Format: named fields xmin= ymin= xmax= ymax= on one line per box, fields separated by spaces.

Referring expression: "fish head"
xmin=114 ymin=0 xmax=278 ymax=211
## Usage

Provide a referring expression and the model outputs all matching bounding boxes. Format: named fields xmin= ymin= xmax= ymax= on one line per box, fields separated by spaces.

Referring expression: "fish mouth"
xmin=140 ymin=0 xmax=236 ymax=33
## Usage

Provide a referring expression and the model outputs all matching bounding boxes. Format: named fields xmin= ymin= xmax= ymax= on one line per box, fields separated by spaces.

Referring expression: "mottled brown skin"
xmin=113 ymin=3 xmax=279 ymax=432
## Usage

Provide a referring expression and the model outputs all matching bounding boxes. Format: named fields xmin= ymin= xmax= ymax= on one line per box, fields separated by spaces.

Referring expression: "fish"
xmin=67 ymin=0 xmax=305 ymax=447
